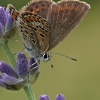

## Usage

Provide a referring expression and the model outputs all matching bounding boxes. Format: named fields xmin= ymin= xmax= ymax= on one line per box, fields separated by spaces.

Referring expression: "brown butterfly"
xmin=7 ymin=0 xmax=90 ymax=61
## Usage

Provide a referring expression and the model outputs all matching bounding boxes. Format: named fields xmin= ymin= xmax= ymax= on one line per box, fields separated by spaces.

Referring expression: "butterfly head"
xmin=24 ymin=44 xmax=50 ymax=62
xmin=43 ymin=52 xmax=51 ymax=62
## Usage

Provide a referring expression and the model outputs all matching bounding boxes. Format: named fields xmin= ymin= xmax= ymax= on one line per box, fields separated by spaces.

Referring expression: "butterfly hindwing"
xmin=47 ymin=0 xmax=90 ymax=51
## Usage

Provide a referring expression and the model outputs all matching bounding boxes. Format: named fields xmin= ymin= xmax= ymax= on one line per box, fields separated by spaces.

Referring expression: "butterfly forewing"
xmin=47 ymin=0 xmax=90 ymax=51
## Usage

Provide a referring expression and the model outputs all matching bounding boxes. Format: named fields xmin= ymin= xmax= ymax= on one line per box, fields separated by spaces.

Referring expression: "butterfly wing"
xmin=20 ymin=0 xmax=52 ymax=20
xmin=47 ymin=0 xmax=90 ymax=51
xmin=7 ymin=4 xmax=51 ymax=57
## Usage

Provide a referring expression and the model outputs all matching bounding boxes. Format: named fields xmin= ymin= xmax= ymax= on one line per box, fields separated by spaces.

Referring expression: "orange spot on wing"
xmin=13 ymin=12 xmax=19 ymax=19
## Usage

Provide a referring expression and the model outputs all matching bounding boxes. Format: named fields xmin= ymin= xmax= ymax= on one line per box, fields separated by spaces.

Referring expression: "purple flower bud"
xmin=0 ymin=52 xmax=40 ymax=90
xmin=0 ymin=7 xmax=6 ymax=26
xmin=0 ymin=6 xmax=16 ymax=40
xmin=0 ymin=61 xmax=27 ymax=90
xmin=0 ymin=23 xmax=4 ymax=37
xmin=40 ymin=94 xmax=50 ymax=100
xmin=17 ymin=52 xmax=28 ymax=78
xmin=0 ymin=53 xmax=28 ymax=90
xmin=1 ymin=73 xmax=26 ymax=90
xmin=1 ymin=73 xmax=18 ymax=84
xmin=0 ymin=79 xmax=6 ymax=88
xmin=0 ymin=61 xmax=18 ymax=78
xmin=5 ymin=9 xmax=15 ymax=31
xmin=56 ymin=94 xmax=65 ymax=100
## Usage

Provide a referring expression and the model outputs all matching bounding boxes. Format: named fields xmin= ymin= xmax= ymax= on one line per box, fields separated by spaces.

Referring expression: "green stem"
xmin=0 ymin=40 xmax=16 ymax=69
xmin=24 ymin=84 xmax=36 ymax=100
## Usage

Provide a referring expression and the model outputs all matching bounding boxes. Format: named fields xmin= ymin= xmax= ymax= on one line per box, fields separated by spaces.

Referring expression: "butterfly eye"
xmin=40 ymin=33 xmax=44 ymax=38
xmin=43 ymin=52 xmax=50 ymax=61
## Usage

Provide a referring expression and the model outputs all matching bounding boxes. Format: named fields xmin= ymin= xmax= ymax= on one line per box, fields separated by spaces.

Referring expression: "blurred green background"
xmin=0 ymin=0 xmax=100 ymax=100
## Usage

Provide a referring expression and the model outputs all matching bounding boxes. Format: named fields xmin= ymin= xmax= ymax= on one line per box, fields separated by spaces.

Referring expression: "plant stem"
xmin=0 ymin=40 xmax=16 ymax=69
xmin=24 ymin=84 xmax=36 ymax=100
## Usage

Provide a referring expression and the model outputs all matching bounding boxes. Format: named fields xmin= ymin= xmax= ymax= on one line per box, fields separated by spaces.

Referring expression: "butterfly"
xmin=7 ymin=0 xmax=90 ymax=61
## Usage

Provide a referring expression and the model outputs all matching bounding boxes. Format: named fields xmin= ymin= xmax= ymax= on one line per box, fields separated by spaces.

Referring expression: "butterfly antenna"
xmin=10 ymin=38 xmax=26 ymax=55
xmin=49 ymin=52 xmax=77 ymax=61
xmin=13 ymin=47 xmax=25 ymax=55
xmin=11 ymin=38 xmax=24 ymax=44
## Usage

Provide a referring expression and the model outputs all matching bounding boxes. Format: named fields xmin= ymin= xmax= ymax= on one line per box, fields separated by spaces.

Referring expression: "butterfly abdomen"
xmin=7 ymin=4 xmax=19 ymax=20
